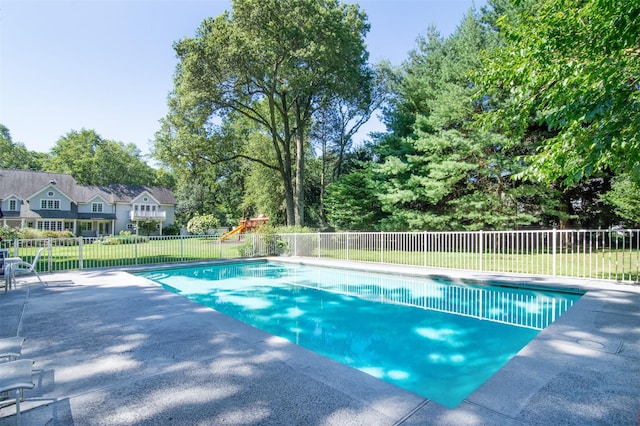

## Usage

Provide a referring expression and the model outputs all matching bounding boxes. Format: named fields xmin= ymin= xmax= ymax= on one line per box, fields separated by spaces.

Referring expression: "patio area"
xmin=1 ymin=260 xmax=639 ymax=425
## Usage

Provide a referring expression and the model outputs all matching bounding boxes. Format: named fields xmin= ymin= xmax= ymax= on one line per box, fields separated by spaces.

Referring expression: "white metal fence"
xmin=0 ymin=234 xmax=232 ymax=273
xmin=267 ymin=229 xmax=640 ymax=283
xmin=1 ymin=229 xmax=638 ymax=283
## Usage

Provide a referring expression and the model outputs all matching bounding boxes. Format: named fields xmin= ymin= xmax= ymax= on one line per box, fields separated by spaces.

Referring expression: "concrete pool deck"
xmin=0 ymin=259 xmax=639 ymax=425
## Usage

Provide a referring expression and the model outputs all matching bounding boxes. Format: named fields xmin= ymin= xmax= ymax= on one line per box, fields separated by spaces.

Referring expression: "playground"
xmin=219 ymin=214 xmax=269 ymax=241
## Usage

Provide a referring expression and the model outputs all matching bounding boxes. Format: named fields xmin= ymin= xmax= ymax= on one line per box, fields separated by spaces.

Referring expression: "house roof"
xmin=0 ymin=169 xmax=176 ymax=205
xmin=83 ymin=184 xmax=176 ymax=205
xmin=0 ymin=169 xmax=78 ymax=200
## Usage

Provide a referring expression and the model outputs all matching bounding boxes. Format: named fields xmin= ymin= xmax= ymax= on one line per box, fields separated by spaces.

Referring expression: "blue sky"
xmin=1 ymin=0 xmax=485 ymax=157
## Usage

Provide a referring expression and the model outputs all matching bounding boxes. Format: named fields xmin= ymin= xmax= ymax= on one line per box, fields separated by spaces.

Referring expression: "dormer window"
xmin=92 ymin=202 xmax=104 ymax=213
xmin=41 ymin=199 xmax=60 ymax=210
xmin=8 ymin=199 xmax=18 ymax=211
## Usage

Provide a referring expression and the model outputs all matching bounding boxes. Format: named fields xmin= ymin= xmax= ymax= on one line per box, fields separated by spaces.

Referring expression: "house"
xmin=0 ymin=169 xmax=176 ymax=236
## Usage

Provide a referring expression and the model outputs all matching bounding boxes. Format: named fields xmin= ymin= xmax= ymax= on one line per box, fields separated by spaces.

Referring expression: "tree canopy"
xmin=326 ymin=11 xmax=554 ymax=231
xmin=479 ymin=0 xmax=640 ymax=185
xmin=45 ymin=129 xmax=169 ymax=187
xmin=0 ymin=124 xmax=46 ymax=170
xmin=5 ymin=0 xmax=625 ymax=232
xmin=162 ymin=0 xmax=372 ymax=226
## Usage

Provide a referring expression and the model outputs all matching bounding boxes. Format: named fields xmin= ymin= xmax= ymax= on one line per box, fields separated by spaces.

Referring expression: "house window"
xmin=40 ymin=199 xmax=60 ymax=210
xmin=8 ymin=199 xmax=18 ymax=211
xmin=37 ymin=220 xmax=63 ymax=231
xmin=80 ymin=222 xmax=93 ymax=231
xmin=134 ymin=204 xmax=157 ymax=216
xmin=92 ymin=202 xmax=104 ymax=213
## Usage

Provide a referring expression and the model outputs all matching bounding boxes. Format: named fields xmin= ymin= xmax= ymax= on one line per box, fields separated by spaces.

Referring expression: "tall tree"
xmin=325 ymin=166 xmax=387 ymax=230
xmin=479 ymin=0 xmax=640 ymax=185
xmin=45 ymin=129 xmax=101 ymax=184
xmin=370 ymin=11 xmax=552 ymax=231
xmin=45 ymin=129 xmax=160 ymax=186
xmin=166 ymin=0 xmax=371 ymax=226
xmin=0 ymin=124 xmax=46 ymax=170
xmin=92 ymin=140 xmax=156 ymax=186
xmin=155 ymin=110 xmax=271 ymax=225
xmin=311 ymin=64 xmax=390 ymax=181
xmin=601 ymin=175 xmax=640 ymax=226
xmin=310 ymin=64 xmax=390 ymax=224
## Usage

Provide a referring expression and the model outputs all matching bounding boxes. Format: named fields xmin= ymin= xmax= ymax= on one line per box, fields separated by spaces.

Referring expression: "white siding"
xmin=31 ymin=188 xmax=72 ymax=211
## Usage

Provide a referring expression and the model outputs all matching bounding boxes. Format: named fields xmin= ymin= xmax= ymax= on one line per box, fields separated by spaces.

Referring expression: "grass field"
xmin=316 ymin=248 xmax=640 ymax=282
xmin=5 ymin=237 xmax=244 ymax=272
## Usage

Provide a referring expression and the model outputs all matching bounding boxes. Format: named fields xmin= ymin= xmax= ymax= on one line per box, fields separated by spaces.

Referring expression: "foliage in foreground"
xmin=479 ymin=0 xmax=640 ymax=185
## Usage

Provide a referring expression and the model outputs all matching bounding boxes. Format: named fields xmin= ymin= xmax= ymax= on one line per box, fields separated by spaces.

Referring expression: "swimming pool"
xmin=138 ymin=261 xmax=583 ymax=408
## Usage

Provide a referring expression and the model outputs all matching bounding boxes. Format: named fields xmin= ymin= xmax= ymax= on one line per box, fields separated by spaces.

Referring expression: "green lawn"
xmin=11 ymin=238 xmax=245 ymax=272
xmin=317 ymin=248 xmax=640 ymax=282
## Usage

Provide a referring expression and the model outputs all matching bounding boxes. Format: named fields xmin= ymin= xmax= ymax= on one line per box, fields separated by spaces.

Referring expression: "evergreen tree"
xmin=371 ymin=10 xmax=550 ymax=231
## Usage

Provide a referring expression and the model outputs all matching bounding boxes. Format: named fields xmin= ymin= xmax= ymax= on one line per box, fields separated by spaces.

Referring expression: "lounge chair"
xmin=0 ymin=359 xmax=35 ymax=425
xmin=0 ymin=337 xmax=25 ymax=362
xmin=8 ymin=248 xmax=44 ymax=285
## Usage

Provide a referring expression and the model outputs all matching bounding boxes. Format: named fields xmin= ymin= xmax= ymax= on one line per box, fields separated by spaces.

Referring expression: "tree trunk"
xmin=294 ymin=103 xmax=305 ymax=226
xmin=269 ymin=92 xmax=297 ymax=227
xmin=295 ymin=139 xmax=304 ymax=226
xmin=281 ymin=139 xmax=296 ymax=227
xmin=283 ymin=177 xmax=296 ymax=226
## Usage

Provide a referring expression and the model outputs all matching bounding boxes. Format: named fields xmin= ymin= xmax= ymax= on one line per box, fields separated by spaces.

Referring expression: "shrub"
xmin=237 ymin=224 xmax=313 ymax=257
xmin=0 ymin=225 xmax=21 ymax=242
xmin=43 ymin=230 xmax=75 ymax=239
xmin=268 ymin=225 xmax=315 ymax=234
xmin=187 ymin=214 xmax=220 ymax=234
xmin=94 ymin=231 xmax=149 ymax=245
xmin=9 ymin=228 xmax=75 ymax=240
xmin=163 ymin=223 xmax=181 ymax=235
xmin=137 ymin=218 xmax=160 ymax=236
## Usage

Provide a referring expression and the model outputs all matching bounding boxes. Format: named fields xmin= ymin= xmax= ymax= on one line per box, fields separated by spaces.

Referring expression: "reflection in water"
xmin=140 ymin=262 xmax=582 ymax=409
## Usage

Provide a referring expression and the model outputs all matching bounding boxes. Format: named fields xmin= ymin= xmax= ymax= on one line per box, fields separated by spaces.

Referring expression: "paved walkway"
xmin=1 ymin=261 xmax=639 ymax=425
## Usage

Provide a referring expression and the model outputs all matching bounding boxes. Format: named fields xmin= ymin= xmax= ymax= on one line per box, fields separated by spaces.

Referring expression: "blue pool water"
xmin=138 ymin=262 xmax=583 ymax=408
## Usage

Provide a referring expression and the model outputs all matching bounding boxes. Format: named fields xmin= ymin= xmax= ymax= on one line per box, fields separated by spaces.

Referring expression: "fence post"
xmin=479 ymin=230 xmax=484 ymax=272
xmin=346 ymin=232 xmax=349 ymax=261
xmin=552 ymin=228 xmax=557 ymax=276
xmin=47 ymin=237 xmax=53 ymax=273
xmin=78 ymin=237 xmax=83 ymax=270
xmin=253 ymin=234 xmax=257 ymax=256
xmin=13 ymin=238 xmax=19 ymax=257
xmin=423 ymin=231 xmax=427 ymax=267
xmin=180 ymin=234 xmax=184 ymax=261
xmin=135 ymin=236 xmax=139 ymax=265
